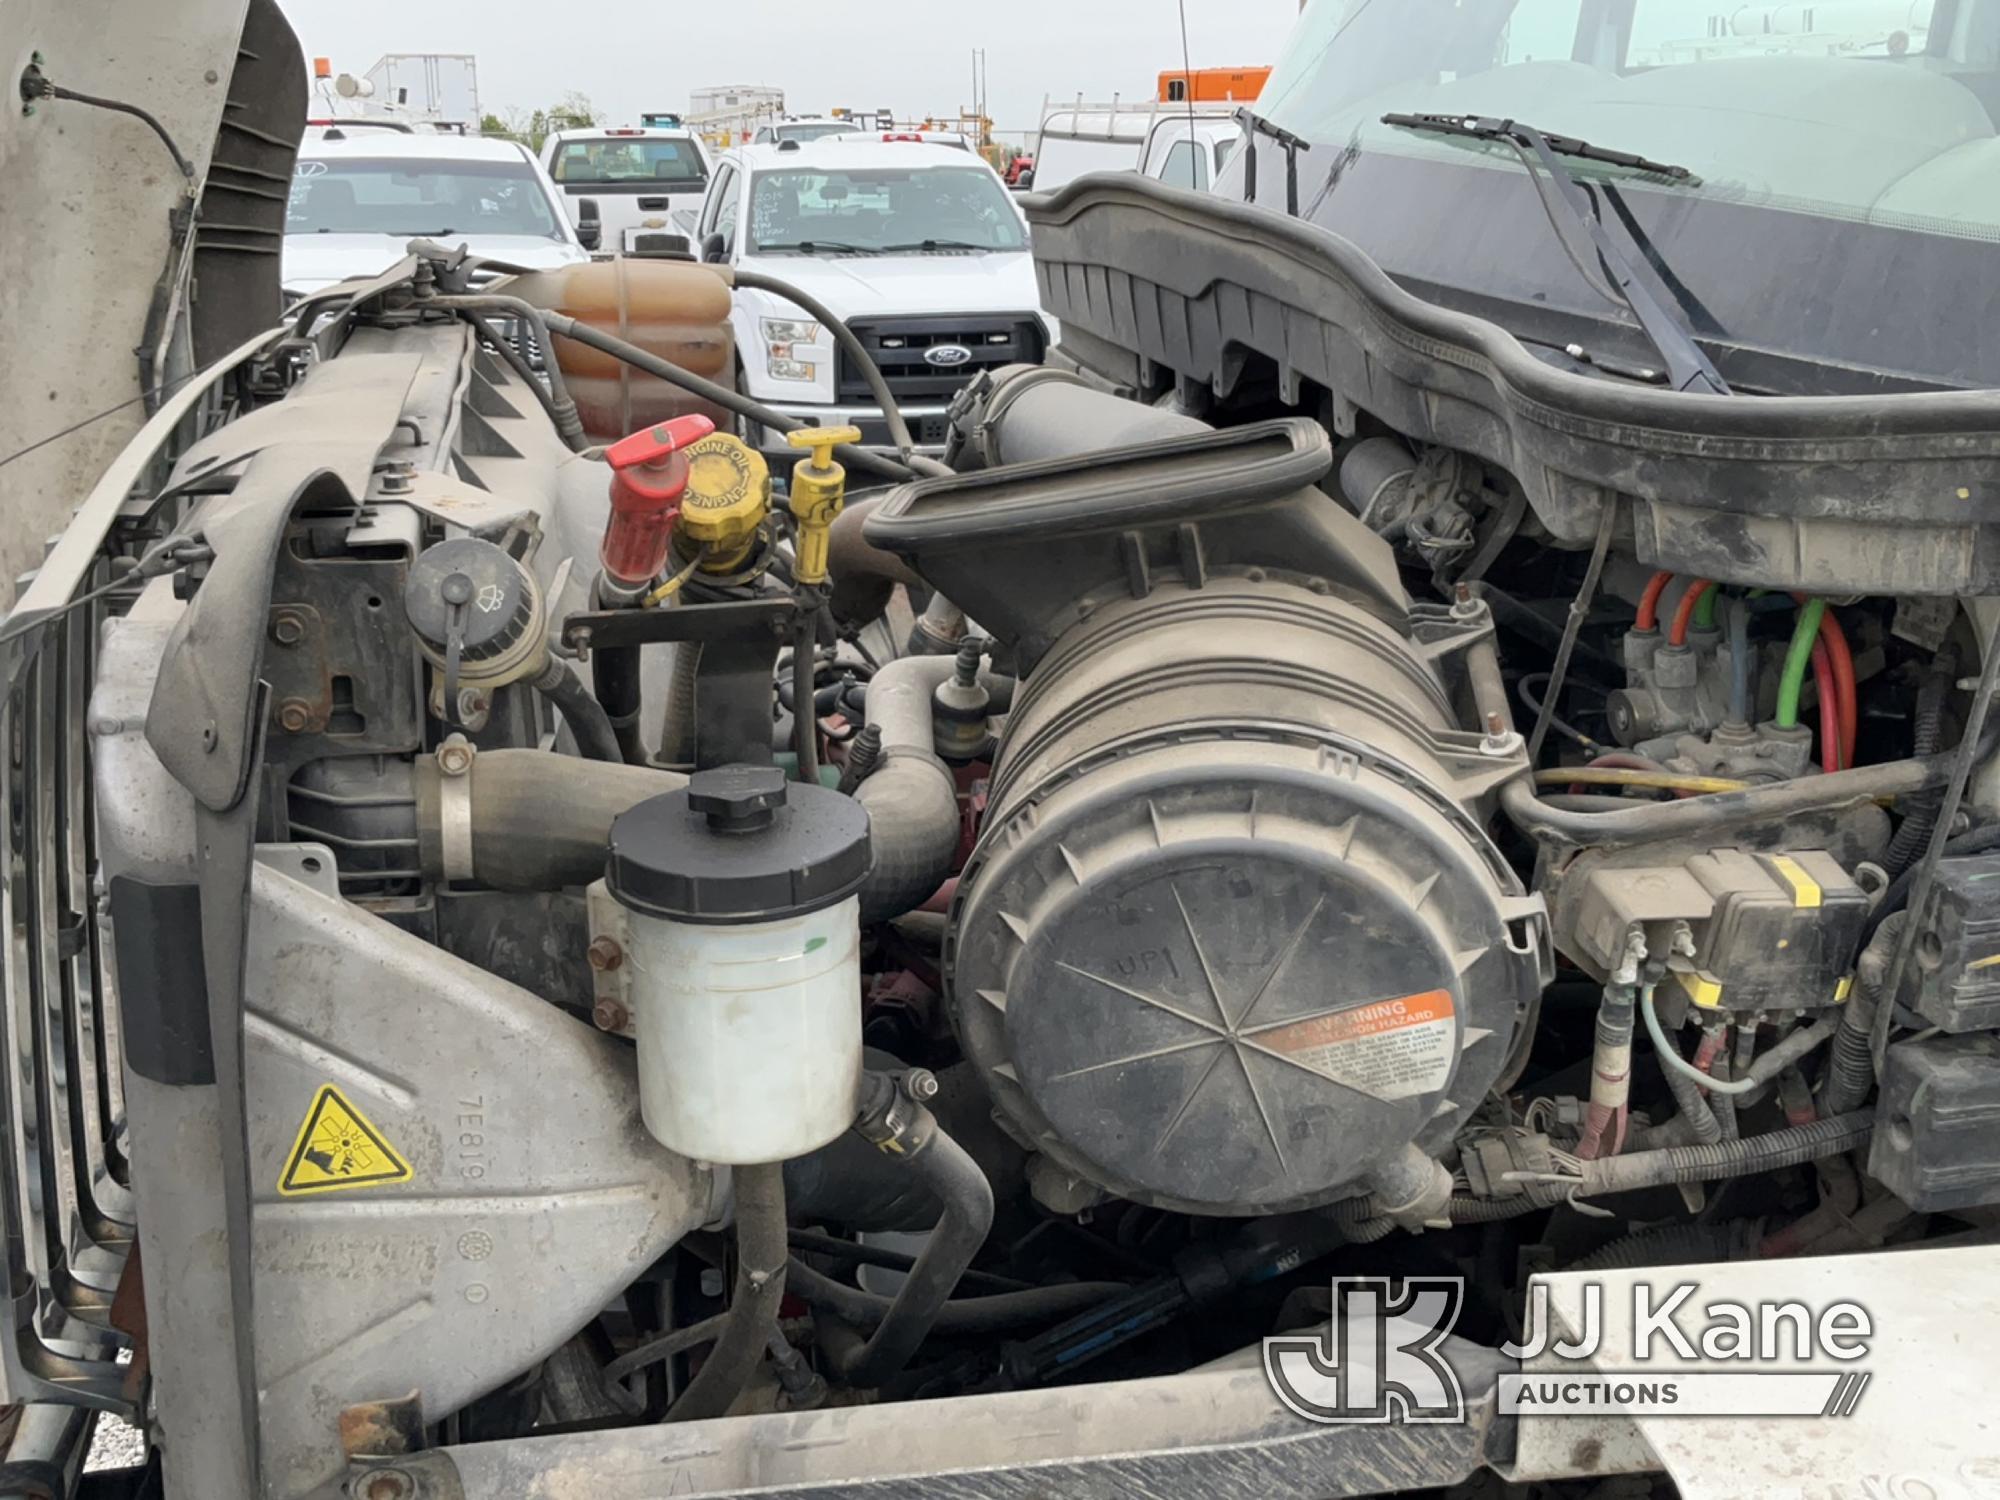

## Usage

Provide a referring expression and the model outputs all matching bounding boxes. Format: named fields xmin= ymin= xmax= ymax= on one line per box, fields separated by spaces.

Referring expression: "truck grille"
xmin=0 ymin=587 xmax=137 ymax=1410
xmin=837 ymin=314 xmax=1046 ymax=406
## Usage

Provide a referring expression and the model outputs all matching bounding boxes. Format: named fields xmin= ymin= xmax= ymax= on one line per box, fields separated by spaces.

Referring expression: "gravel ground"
xmin=85 ymin=1412 xmax=147 ymax=1472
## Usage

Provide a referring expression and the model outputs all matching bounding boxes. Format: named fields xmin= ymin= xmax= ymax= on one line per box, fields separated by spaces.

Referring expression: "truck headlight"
xmin=762 ymin=318 xmax=822 ymax=382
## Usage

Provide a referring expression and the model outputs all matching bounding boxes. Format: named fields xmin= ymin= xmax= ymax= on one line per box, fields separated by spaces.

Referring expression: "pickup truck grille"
xmin=837 ymin=314 xmax=1046 ymax=406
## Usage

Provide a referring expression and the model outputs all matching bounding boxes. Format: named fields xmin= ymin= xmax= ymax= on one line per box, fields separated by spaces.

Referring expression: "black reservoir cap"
xmin=607 ymin=764 xmax=872 ymax=925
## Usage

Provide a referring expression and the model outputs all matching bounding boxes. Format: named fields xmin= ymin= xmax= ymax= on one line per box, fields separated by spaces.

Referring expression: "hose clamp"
xmin=435 ymin=735 xmax=476 ymax=883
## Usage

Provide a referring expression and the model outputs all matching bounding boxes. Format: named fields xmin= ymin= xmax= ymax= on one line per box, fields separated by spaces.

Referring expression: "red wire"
xmin=1812 ymin=640 xmax=1842 ymax=772
xmin=1817 ymin=609 xmax=1858 ymax=769
xmin=1636 ymin=570 xmax=1675 ymax=632
xmin=1667 ymin=578 xmax=1716 ymax=648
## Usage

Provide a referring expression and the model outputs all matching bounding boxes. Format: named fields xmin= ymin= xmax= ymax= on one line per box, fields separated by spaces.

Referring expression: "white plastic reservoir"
xmin=627 ymin=898 xmax=862 ymax=1163
xmin=605 ymin=764 xmax=872 ymax=1165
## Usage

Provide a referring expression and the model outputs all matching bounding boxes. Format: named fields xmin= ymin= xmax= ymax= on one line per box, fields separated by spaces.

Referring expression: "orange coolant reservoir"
xmin=509 ymin=258 xmax=737 ymax=443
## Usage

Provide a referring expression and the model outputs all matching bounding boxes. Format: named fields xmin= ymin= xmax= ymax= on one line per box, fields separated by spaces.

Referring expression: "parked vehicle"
xmin=691 ymin=137 xmax=1050 ymax=455
xmin=539 ymin=125 xmax=712 ymax=253
xmin=283 ymin=132 xmax=589 ymax=296
xmin=751 ymin=116 xmax=865 ymax=145
xmin=1027 ymin=97 xmax=1242 ymax=191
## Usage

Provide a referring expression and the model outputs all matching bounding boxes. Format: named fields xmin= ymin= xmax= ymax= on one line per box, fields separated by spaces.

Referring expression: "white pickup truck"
xmin=691 ymin=137 xmax=1052 ymax=459
xmin=539 ymin=125 xmax=713 ymax=254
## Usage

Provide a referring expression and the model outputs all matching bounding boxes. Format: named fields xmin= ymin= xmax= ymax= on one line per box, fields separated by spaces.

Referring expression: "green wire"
xmin=1692 ymin=584 xmax=1720 ymax=631
xmin=1775 ymin=597 xmax=1826 ymax=728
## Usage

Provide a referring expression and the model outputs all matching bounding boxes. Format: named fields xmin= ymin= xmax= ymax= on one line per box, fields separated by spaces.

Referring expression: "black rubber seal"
xmin=110 ymin=875 xmax=216 ymax=1086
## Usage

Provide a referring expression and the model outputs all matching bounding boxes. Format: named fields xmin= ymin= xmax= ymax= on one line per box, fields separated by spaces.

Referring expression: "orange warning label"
xmin=1254 ymin=989 xmax=1457 ymax=1101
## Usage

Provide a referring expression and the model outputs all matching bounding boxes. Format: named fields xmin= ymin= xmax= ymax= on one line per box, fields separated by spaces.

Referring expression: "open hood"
xmin=0 ymin=0 xmax=303 ymax=603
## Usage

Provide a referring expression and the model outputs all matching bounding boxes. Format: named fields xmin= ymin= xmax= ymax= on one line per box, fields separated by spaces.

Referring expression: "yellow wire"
xmin=1535 ymin=767 xmax=1751 ymax=795
xmin=641 ymin=549 xmax=706 ymax=608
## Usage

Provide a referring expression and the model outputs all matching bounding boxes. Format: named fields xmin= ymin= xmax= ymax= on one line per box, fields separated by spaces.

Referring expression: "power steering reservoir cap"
xmin=606 ymin=764 xmax=872 ymax=925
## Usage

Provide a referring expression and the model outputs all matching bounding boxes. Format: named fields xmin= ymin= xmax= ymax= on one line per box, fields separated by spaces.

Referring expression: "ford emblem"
xmin=923 ymin=344 xmax=974 ymax=369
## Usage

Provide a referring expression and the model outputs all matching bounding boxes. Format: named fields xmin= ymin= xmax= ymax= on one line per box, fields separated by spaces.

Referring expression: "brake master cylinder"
xmin=606 ymin=765 xmax=872 ymax=1164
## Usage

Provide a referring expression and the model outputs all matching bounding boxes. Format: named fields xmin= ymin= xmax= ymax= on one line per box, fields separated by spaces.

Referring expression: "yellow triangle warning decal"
xmin=278 ymin=1085 xmax=413 ymax=1196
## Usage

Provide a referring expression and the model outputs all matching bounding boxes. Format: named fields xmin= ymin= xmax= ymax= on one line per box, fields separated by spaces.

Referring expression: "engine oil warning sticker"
xmin=278 ymin=1084 xmax=413 ymax=1196
xmin=1254 ymin=990 xmax=1457 ymax=1101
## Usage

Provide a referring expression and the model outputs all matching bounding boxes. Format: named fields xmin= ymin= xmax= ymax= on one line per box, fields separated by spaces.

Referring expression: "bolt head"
xmin=277 ymin=700 xmax=312 ymax=733
xmin=592 ymin=999 xmax=629 ymax=1031
xmin=586 ymin=936 xmax=624 ymax=972
xmin=905 ymin=1068 xmax=940 ymax=1102
xmin=271 ymin=612 xmax=305 ymax=647
xmin=361 ymin=1472 xmax=414 ymax=1500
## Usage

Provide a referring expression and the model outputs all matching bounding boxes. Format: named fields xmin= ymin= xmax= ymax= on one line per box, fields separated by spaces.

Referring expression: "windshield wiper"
xmin=757 ymin=240 xmax=882 ymax=256
xmin=878 ymin=238 xmax=999 ymax=253
xmin=1382 ymin=112 xmax=1729 ymax=396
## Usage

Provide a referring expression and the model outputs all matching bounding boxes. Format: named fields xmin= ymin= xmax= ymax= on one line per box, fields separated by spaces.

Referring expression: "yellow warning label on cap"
xmin=278 ymin=1084 xmax=413 ymax=1196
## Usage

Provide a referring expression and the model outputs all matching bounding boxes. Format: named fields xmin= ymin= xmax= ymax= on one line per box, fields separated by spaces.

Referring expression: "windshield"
xmin=549 ymin=136 xmax=707 ymax=186
xmin=289 ymin=156 xmax=566 ymax=239
xmin=1260 ymin=0 xmax=1995 ymax=244
xmin=747 ymin=165 xmax=1028 ymax=254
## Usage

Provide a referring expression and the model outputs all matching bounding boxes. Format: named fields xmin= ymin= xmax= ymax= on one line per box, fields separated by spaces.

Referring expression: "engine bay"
xmin=18 ymin=226 xmax=2000 ymax=1497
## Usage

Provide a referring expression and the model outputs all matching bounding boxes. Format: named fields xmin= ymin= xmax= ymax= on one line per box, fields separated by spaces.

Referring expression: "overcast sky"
xmin=276 ymin=0 xmax=1305 ymax=142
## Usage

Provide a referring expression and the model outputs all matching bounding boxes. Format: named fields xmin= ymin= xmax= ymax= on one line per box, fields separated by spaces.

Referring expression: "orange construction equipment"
xmin=1158 ymin=66 xmax=1270 ymax=104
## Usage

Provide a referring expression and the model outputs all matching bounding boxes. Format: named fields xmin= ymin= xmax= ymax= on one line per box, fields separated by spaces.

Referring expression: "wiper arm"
xmin=1383 ymin=112 xmax=1695 ymax=181
xmin=756 ymin=240 xmax=881 ymax=255
xmin=879 ymin=238 xmax=994 ymax=252
xmin=1383 ymin=112 xmax=1729 ymax=396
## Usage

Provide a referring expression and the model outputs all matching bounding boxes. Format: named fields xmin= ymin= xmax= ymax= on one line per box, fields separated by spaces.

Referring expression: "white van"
xmin=1029 ymin=100 xmax=1242 ymax=192
xmin=538 ymin=126 xmax=712 ymax=253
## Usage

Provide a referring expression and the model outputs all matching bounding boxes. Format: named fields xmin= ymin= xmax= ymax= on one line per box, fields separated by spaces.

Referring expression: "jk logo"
xmin=1263 ymin=1276 xmax=1468 ymax=1425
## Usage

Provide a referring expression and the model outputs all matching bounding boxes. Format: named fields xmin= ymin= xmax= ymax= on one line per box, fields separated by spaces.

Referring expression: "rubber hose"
xmin=1578 ymin=1112 xmax=1872 ymax=1196
xmin=729 ymin=269 xmax=950 ymax=476
xmin=592 ymin=644 xmax=648 ymax=765
xmin=854 ymin=654 xmax=964 ymax=923
xmin=1499 ymin=752 xmax=1957 ymax=850
xmin=417 ymin=749 xmax=686 ymax=890
xmin=785 ymin=1260 xmax=1126 ymax=1335
xmin=791 ymin=614 xmax=821 ymax=785
xmin=540 ymin=313 xmax=920 ymax=484
xmin=1822 ymin=910 xmax=1906 ymax=1114
xmin=1566 ymin=1223 xmax=1737 ymax=1273
xmin=1884 ymin=670 xmax=1950 ymax=875
xmin=664 ymin=1162 xmax=787 ymax=1422
xmin=660 ymin=643 xmax=702 ymax=769
xmin=817 ymin=1125 xmax=995 ymax=1387
xmin=536 ymin=658 xmax=622 ymax=763
xmin=422 ymin=293 xmax=588 ymax=451
xmin=1661 ymin=1047 xmax=1725 ymax=1144
xmin=828 ymin=494 xmax=924 ymax=628
xmin=1776 ymin=598 xmax=1827 ymax=729
xmin=1727 ymin=596 xmax=1752 ymax=726
xmin=462 ymin=312 xmax=568 ymax=436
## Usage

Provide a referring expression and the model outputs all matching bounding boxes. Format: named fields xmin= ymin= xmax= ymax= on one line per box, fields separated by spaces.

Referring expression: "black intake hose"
xmin=853 ymin=654 xmax=964 ymax=923
xmin=965 ymin=365 xmax=1207 ymax=467
xmin=1566 ymin=1223 xmax=1739 ymax=1272
xmin=663 ymin=1162 xmax=787 ymax=1422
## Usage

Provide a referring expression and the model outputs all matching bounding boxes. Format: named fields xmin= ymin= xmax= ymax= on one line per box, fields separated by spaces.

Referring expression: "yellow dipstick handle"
xmin=786 ymin=426 xmax=862 ymax=587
